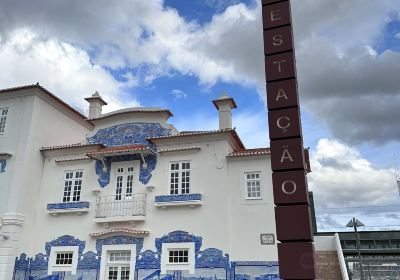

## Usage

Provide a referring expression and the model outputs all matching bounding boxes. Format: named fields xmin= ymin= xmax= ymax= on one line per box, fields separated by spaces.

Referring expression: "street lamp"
xmin=346 ymin=217 xmax=365 ymax=280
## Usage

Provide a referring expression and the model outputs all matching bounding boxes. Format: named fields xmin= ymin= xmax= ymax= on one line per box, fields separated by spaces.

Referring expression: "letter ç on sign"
xmin=270 ymin=138 xmax=305 ymax=171
xmin=262 ymin=1 xmax=291 ymax=29
xmin=278 ymin=242 xmax=316 ymax=279
xmin=264 ymin=52 xmax=296 ymax=82
xmin=275 ymin=205 xmax=313 ymax=241
xmin=264 ymin=25 xmax=293 ymax=55
xmin=268 ymin=107 xmax=302 ymax=140
xmin=267 ymin=79 xmax=299 ymax=110
xmin=272 ymin=170 xmax=309 ymax=205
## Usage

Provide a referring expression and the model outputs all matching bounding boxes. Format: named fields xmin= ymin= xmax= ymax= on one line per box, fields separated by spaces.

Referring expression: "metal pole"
xmin=353 ymin=217 xmax=365 ymax=280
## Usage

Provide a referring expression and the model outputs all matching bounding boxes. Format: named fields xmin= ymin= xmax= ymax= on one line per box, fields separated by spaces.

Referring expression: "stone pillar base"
xmin=0 ymin=213 xmax=25 ymax=280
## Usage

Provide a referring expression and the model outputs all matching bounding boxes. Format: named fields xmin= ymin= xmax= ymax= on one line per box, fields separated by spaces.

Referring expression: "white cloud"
xmin=0 ymin=28 xmax=139 ymax=114
xmin=396 ymin=32 xmax=400 ymax=40
xmin=308 ymin=139 xmax=397 ymax=208
xmin=171 ymin=89 xmax=187 ymax=99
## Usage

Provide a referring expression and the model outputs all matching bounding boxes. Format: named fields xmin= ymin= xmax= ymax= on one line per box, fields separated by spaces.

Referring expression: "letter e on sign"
xmin=262 ymin=2 xmax=291 ymax=29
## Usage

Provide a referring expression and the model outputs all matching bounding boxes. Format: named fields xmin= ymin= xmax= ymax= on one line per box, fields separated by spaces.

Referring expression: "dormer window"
xmin=0 ymin=107 xmax=9 ymax=134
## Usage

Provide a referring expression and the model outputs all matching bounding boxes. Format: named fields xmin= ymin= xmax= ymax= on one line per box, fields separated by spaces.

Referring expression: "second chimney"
xmin=85 ymin=91 xmax=107 ymax=119
xmin=212 ymin=92 xmax=237 ymax=130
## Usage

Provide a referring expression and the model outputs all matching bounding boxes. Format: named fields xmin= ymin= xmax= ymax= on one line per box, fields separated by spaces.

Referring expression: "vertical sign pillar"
xmin=261 ymin=0 xmax=316 ymax=279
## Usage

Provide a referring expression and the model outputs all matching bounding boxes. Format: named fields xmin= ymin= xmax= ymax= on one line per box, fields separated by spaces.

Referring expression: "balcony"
xmin=94 ymin=193 xmax=146 ymax=224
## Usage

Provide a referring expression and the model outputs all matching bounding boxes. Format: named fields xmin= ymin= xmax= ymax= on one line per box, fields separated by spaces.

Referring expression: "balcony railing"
xmin=95 ymin=193 xmax=146 ymax=220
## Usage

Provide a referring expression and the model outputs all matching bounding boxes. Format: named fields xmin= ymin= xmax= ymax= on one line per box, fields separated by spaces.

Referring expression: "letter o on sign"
xmin=282 ymin=180 xmax=296 ymax=195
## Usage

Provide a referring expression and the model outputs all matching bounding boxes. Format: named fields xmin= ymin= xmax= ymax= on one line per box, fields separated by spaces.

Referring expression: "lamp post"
xmin=346 ymin=218 xmax=365 ymax=280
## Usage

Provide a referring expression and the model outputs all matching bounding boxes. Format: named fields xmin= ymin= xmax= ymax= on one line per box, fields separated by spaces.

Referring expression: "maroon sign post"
xmin=261 ymin=0 xmax=316 ymax=279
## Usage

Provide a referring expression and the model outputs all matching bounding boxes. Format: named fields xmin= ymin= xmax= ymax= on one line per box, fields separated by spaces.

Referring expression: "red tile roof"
xmin=86 ymin=144 xmax=156 ymax=156
xmin=88 ymin=107 xmax=173 ymax=120
xmin=228 ymin=148 xmax=270 ymax=157
xmin=147 ymin=129 xmax=245 ymax=150
xmin=41 ymin=143 xmax=104 ymax=151
xmin=0 ymin=84 xmax=93 ymax=128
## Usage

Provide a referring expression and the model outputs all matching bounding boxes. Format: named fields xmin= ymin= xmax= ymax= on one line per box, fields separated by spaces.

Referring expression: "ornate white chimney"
xmin=212 ymin=92 xmax=237 ymax=130
xmin=85 ymin=91 xmax=107 ymax=119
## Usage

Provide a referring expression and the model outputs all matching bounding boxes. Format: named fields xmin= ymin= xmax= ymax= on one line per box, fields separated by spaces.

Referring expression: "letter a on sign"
xmin=270 ymin=138 xmax=305 ymax=171
xmin=267 ymin=79 xmax=299 ymax=110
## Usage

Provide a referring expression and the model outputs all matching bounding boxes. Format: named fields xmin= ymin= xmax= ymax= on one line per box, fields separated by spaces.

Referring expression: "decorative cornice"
xmin=90 ymin=228 xmax=149 ymax=238
xmin=158 ymin=146 xmax=201 ymax=153
xmin=55 ymin=156 xmax=92 ymax=163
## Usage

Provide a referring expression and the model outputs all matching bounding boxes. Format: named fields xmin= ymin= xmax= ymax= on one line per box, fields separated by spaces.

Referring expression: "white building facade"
xmin=0 ymin=84 xmax=280 ymax=280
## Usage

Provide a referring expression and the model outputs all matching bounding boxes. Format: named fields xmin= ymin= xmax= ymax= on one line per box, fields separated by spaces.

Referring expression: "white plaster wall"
xmin=0 ymin=95 xmax=31 ymax=218
xmin=314 ymin=235 xmax=337 ymax=251
xmin=227 ymin=156 xmax=278 ymax=261
xmin=16 ymin=137 xmax=278 ymax=265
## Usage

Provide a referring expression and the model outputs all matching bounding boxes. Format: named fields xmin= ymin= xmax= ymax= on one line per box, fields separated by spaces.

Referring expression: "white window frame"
xmin=99 ymin=244 xmax=136 ymax=280
xmin=161 ymin=242 xmax=195 ymax=274
xmin=48 ymin=246 xmax=79 ymax=275
xmin=244 ymin=171 xmax=262 ymax=200
xmin=62 ymin=169 xmax=84 ymax=202
xmin=169 ymin=161 xmax=191 ymax=195
xmin=113 ymin=164 xmax=135 ymax=201
xmin=0 ymin=107 xmax=9 ymax=135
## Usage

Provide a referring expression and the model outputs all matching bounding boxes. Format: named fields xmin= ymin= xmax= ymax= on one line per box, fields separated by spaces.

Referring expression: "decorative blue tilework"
xmin=30 ymin=253 xmax=48 ymax=271
xmin=95 ymin=235 xmax=144 ymax=256
xmin=0 ymin=159 xmax=6 ymax=173
xmin=155 ymin=194 xmax=202 ymax=203
xmin=14 ymin=254 xmax=29 ymax=271
xmin=77 ymin=251 xmax=100 ymax=270
xmin=95 ymin=154 xmax=157 ymax=188
xmin=47 ymin=202 xmax=90 ymax=211
xmin=136 ymin=250 xmax=160 ymax=269
xmin=155 ymin=231 xmax=202 ymax=254
xmin=45 ymin=235 xmax=86 ymax=256
xmin=196 ymin=248 xmax=229 ymax=269
xmin=87 ymin=123 xmax=171 ymax=148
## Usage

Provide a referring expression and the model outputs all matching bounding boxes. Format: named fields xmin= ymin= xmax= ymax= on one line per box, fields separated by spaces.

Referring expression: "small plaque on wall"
xmin=260 ymin=233 xmax=275 ymax=245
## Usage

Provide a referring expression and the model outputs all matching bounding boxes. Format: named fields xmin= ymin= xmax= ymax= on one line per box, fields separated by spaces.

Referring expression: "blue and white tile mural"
xmin=13 ymin=231 xmax=279 ymax=280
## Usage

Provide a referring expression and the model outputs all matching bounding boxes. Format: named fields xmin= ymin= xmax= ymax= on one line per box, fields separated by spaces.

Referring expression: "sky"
xmin=0 ymin=0 xmax=399 ymax=232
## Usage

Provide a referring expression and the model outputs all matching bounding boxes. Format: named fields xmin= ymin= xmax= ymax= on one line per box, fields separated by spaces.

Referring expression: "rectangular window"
xmin=169 ymin=162 xmax=190 ymax=195
xmin=168 ymin=249 xmax=189 ymax=264
xmin=245 ymin=172 xmax=261 ymax=199
xmin=0 ymin=107 xmax=8 ymax=134
xmin=63 ymin=170 xmax=83 ymax=202
xmin=114 ymin=166 xmax=134 ymax=200
xmin=55 ymin=252 xmax=73 ymax=265
xmin=107 ymin=251 xmax=131 ymax=280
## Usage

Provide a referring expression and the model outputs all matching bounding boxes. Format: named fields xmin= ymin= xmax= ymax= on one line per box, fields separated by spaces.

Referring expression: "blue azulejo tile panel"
xmin=155 ymin=194 xmax=202 ymax=203
xmin=45 ymin=235 xmax=86 ymax=256
xmin=0 ymin=159 xmax=6 ymax=173
xmin=155 ymin=231 xmax=203 ymax=254
xmin=232 ymin=262 xmax=280 ymax=280
xmin=46 ymin=202 xmax=90 ymax=211
xmin=95 ymin=154 xmax=157 ymax=187
xmin=87 ymin=122 xmax=171 ymax=147
xmin=13 ymin=232 xmax=280 ymax=280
